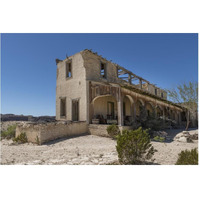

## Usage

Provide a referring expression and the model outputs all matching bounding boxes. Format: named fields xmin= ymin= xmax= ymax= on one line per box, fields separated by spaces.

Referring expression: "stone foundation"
xmin=16 ymin=122 xmax=133 ymax=144
xmin=88 ymin=124 xmax=133 ymax=137
xmin=16 ymin=121 xmax=88 ymax=144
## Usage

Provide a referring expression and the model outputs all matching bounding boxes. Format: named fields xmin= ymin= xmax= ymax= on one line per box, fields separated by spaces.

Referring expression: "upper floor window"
xmin=66 ymin=61 xmax=72 ymax=78
xmin=161 ymin=92 xmax=164 ymax=98
xmin=100 ymin=62 xmax=106 ymax=79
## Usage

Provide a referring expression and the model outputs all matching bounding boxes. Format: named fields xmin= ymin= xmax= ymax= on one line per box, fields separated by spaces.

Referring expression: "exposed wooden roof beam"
xmin=116 ymin=64 xmax=150 ymax=84
xmin=118 ymin=71 xmax=128 ymax=76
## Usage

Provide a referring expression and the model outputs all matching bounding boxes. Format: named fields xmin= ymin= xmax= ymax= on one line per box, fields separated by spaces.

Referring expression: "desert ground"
xmin=0 ymin=121 xmax=198 ymax=165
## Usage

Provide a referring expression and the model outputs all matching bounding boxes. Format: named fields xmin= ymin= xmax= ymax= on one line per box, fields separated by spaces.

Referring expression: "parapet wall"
xmin=16 ymin=121 xmax=88 ymax=144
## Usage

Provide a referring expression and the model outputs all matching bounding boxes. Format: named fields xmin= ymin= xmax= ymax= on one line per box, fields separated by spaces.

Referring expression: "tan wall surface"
xmin=16 ymin=121 xmax=88 ymax=144
xmin=123 ymin=96 xmax=131 ymax=116
xmin=88 ymin=124 xmax=110 ymax=137
xmin=16 ymin=124 xmax=39 ymax=143
xmin=118 ymin=126 xmax=133 ymax=132
xmin=89 ymin=124 xmax=132 ymax=137
xmin=81 ymin=51 xmax=118 ymax=83
xmin=56 ymin=53 xmax=87 ymax=121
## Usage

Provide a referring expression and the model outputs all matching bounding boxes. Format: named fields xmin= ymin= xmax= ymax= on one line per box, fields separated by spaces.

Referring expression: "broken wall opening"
xmin=66 ymin=61 xmax=72 ymax=78
xmin=60 ymin=98 xmax=66 ymax=117
xmin=72 ymin=99 xmax=79 ymax=121
xmin=100 ymin=62 xmax=106 ymax=78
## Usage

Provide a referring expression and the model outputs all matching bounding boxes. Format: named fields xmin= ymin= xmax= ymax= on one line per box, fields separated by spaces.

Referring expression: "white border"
xmin=0 ymin=0 xmax=199 ymax=200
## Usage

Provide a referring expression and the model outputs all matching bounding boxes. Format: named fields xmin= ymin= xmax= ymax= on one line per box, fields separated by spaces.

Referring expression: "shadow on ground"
xmin=44 ymin=132 xmax=90 ymax=145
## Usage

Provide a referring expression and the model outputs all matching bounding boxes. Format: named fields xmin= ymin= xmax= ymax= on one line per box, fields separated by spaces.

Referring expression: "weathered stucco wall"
xmin=81 ymin=51 xmax=118 ymax=83
xmin=56 ymin=53 xmax=87 ymax=121
xmin=88 ymin=124 xmax=110 ymax=137
xmin=16 ymin=121 xmax=88 ymax=144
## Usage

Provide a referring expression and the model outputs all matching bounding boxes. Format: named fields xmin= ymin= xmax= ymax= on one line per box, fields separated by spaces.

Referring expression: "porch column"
xmin=162 ymin=108 xmax=165 ymax=125
xmin=117 ymin=93 xmax=124 ymax=126
xmin=155 ymin=105 xmax=157 ymax=118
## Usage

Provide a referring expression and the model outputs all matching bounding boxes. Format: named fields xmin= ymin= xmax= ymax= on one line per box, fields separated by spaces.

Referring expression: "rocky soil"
xmin=0 ymin=122 xmax=198 ymax=165
xmin=1 ymin=135 xmax=118 ymax=165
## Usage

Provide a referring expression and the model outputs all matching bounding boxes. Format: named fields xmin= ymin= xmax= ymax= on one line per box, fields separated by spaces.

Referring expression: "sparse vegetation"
xmin=116 ymin=127 xmax=157 ymax=165
xmin=136 ymin=106 xmax=165 ymax=137
xmin=1 ymin=125 xmax=16 ymax=139
xmin=13 ymin=132 xmax=28 ymax=143
xmin=107 ymin=124 xmax=120 ymax=139
xmin=167 ymin=81 xmax=198 ymax=130
xmin=153 ymin=136 xmax=165 ymax=142
xmin=35 ymin=136 xmax=40 ymax=145
xmin=175 ymin=148 xmax=198 ymax=165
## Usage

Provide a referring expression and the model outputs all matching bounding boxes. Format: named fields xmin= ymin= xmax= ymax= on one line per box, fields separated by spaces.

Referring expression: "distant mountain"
xmin=0 ymin=114 xmax=56 ymax=122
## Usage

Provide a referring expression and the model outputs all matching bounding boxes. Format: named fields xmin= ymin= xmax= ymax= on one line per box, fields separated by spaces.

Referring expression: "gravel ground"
xmin=1 ymin=135 xmax=118 ymax=165
xmin=0 ymin=122 xmax=198 ymax=165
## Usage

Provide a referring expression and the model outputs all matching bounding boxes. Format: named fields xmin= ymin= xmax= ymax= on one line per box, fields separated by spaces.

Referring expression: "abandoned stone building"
xmin=55 ymin=49 xmax=189 ymax=134
xmin=16 ymin=49 xmax=197 ymax=144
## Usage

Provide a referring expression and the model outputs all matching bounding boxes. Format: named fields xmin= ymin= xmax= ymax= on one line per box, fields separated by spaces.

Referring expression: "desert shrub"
xmin=145 ymin=117 xmax=164 ymax=132
xmin=116 ymin=127 xmax=157 ymax=164
xmin=107 ymin=124 xmax=120 ymax=139
xmin=175 ymin=148 xmax=198 ymax=165
xmin=1 ymin=125 xmax=16 ymax=139
xmin=137 ymin=106 xmax=165 ymax=136
xmin=13 ymin=132 xmax=28 ymax=143
xmin=153 ymin=136 xmax=165 ymax=142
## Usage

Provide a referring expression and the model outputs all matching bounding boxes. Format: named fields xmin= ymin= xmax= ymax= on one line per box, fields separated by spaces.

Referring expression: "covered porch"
xmin=88 ymin=81 xmax=183 ymax=126
xmin=90 ymin=94 xmax=134 ymax=126
xmin=89 ymin=81 xmax=134 ymax=126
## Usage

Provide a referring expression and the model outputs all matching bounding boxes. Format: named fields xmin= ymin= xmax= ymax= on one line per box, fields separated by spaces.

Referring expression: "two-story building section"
xmin=56 ymin=49 xmax=185 ymax=127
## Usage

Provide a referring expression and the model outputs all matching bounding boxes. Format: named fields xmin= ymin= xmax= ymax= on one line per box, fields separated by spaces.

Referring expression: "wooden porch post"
xmin=163 ymin=108 xmax=165 ymax=125
xmin=117 ymin=90 xmax=123 ymax=126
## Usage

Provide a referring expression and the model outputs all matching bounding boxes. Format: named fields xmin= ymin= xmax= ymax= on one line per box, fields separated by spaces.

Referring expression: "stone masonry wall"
xmin=16 ymin=121 xmax=88 ymax=144
xmin=88 ymin=124 xmax=132 ymax=137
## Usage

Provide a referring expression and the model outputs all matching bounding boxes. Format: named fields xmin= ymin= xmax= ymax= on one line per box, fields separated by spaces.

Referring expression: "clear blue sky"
xmin=1 ymin=33 xmax=198 ymax=116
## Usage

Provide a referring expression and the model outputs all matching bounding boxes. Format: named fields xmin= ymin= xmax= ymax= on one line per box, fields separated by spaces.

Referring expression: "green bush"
xmin=1 ymin=125 xmax=16 ymax=139
xmin=13 ymin=132 xmax=28 ymax=143
xmin=137 ymin=106 xmax=165 ymax=136
xmin=153 ymin=136 xmax=165 ymax=142
xmin=116 ymin=127 xmax=157 ymax=164
xmin=175 ymin=148 xmax=198 ymax=165
xmin=107 ymin=124 xmax=120 ymax=139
